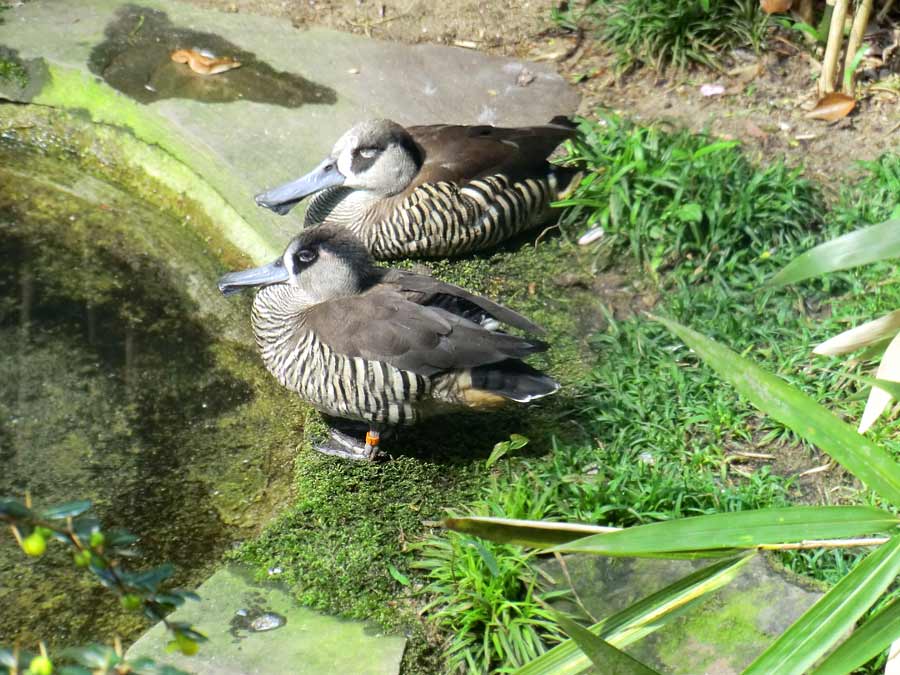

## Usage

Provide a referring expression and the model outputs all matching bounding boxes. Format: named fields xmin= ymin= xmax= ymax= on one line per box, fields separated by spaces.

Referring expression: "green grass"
xmin=556 ymin=114 xmax=821 ymax=276
xmin=412 ymin=463 xmax=569 ymax=673
xmin=554 ymin=0 xmax=770 ymax=71
xmin=235 ymin=116 xmax=900 ymax=673
xmin=411 ymin=139 xmax=900 ymax=672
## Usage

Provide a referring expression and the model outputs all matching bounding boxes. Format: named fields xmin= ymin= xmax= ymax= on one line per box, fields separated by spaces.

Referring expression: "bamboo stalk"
xmin=843 ymin=0 xmax=874 ymax=95
xmin=820 ymin=0 xmax=851 ymax=95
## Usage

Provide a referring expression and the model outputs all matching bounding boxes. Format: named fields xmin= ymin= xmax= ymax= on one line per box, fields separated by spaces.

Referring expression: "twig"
xmin=798 ymin=461 xmax=834 ymax=477
xmin=726 ymin=451 xmax=776 ymax=461
xmin=877 ymin=0 xmax=896 ymax=25
xmin=842 ymin=0 xmax=874 ymax=95
xmin=759 ymin=537 xmax=889 ymax=551
xmin=820 ymin=0 xmax=851 ymax=96
xmin=553 ymin=552 xmax=598 ymax=623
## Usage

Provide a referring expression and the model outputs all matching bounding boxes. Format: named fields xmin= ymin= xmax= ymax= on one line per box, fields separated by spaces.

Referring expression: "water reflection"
xmin=88 ymin=5 xmax=337 ymax=106
xmin=0 ymin=141 xmax=291 ymax=648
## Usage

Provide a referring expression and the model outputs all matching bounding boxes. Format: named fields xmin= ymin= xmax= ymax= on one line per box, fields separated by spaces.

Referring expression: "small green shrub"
xmin=413 ymin=462 xmax=568 ymax=674
xmin=834 ymin=153 xmax=900 ymax=229
xmin=556 ymin=114 xmax=822 ymax=275
xmin=554 ymin=0 xmax=770 ymax=71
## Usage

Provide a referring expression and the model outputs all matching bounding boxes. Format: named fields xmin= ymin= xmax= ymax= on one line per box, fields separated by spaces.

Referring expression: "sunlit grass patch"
xmin=554 ymin=0 xmax=770 ymax=71
xmin=555 ymin=114 xmax=822 ymax=276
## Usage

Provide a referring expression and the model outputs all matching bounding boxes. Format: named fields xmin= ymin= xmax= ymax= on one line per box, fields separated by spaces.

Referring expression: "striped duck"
xmin=254 ymin=118 xmax=578 ymax=259
xmin=218 ymin=224 xmax=558 ymax=459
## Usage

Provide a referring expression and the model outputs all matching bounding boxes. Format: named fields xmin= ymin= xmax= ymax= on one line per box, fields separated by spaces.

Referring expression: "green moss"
xmin=655 ymin=585 xmax=772 ymax=671
xmin=0 ymin=57 xmax=27 ymax=89
xmin=26 ymin=65 xmax=281 ymax=261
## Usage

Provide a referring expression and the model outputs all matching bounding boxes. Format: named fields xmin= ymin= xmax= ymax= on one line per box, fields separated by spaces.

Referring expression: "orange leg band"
xmin=365 ymin=431 xmax=380 ymax=447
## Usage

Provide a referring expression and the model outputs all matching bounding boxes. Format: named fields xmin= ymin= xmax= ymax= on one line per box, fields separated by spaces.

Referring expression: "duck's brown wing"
xmin=305 ymin=287 xmax=546 ymax=377
xmin=406 ymin=117 xmax=575 ymax=187
xmin=379 ymin=269 xmax=545 ymax=335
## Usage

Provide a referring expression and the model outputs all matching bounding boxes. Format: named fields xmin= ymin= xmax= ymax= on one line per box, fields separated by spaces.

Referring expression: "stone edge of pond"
xmin=125 ymin=563 xmax=407 ymax=675
xmin=1 ymin=60 xmax=282 ymax=265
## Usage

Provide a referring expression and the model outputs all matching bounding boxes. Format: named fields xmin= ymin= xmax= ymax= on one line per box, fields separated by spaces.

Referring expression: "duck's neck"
xmin=305 ymin=187 xmax=383 ymax=233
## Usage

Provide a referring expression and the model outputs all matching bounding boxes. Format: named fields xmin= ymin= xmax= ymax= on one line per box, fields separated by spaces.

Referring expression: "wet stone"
xmin=543 ymin=554 xmax=823 ymax=675
xmin=88 ymin=5 xmax=337 ymax=106
xmin=127 ymin=565 xmax=406 ymax=675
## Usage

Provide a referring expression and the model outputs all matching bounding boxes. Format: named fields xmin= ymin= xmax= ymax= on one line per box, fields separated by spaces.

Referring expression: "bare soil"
xmin=185 ymin=0 xmax=899 ymax=184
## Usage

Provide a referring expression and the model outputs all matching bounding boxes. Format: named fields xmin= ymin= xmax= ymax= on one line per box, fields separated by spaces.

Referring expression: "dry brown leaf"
xmin=760 ymin=0 xmax=792 ymax=14
xmin=743 ymin=120 xmax=769 ymax=140
xmin=805 ymin=92 xmax=856 ymax=122
xmin=170 ymin=49 xmax=241 ymax=75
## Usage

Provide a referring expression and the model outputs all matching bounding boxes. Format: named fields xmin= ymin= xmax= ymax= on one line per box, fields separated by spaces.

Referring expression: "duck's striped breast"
xmin=306 ymin=173 xmax=557 ymax=259
xmin=251 ymin=288 xmax=430 ymax=425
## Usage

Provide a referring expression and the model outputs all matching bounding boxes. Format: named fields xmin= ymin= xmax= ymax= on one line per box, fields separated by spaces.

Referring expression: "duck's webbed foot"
xmin=314 ymin=427 xmax=385 ymax=461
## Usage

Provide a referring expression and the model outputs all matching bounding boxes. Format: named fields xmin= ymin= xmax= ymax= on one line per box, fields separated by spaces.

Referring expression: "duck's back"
xmin=306 ymin=119 xmax=578 ymax=259
xmin=251 ymin=277 xmax=556 ymax=426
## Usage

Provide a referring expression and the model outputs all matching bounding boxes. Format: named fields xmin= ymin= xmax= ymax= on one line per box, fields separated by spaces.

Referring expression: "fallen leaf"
xmin=805 ymin=92 xmax=856 ymax=121
xmin=760 ymin=0 xmax=792 ymax=14
xmin=743 ymin=120 xmax=769 ymax=140
xmin=516 ymin=68 xmax=536 ymax=87
xmin=859 ymin=331 xmax=900 ymax=433
xmin=170 ymin=49 xmax=241 ymax=75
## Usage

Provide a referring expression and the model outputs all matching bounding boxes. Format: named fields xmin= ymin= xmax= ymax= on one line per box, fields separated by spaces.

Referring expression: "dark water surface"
xmin=0 ymin=139 xmax=294 ymax=648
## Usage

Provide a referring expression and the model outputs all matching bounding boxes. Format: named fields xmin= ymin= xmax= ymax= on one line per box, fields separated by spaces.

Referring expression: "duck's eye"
xmin=357 ymin=147 xmax=379 ymax=159
xmin=296 ymin=248 xmax=317 ymax=264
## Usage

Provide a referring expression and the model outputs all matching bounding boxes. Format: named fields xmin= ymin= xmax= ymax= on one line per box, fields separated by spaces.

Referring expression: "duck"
xmin=254 ymin=118 xmax=578 ymax=260
xmin=218 ymin=224 xmax=559 ymax=459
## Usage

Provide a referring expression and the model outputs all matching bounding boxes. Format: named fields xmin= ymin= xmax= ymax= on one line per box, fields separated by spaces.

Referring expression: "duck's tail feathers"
xmin=469 ymin=360 xmax=559 ymax=404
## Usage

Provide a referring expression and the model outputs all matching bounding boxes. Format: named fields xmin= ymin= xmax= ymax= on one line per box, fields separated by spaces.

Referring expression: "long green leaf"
xmin=655 ymin=316 xmax=900 ymax=506
xmin=811 ymin=596 xmax=900 ymax=675
xmin=516 ymin=555 xmax=754 ymax=675
xmin=552 ymin=506 xmax=897 ymax=556
xmin=769 ymin=218 xmax=900 ymax=286
xmin=443 ymin=516 xmax=619 ymax=548
xmin=745 ymin=535 xmax=900 ymax=675
xmin=553 ymin=613 xmax=660 ymax=675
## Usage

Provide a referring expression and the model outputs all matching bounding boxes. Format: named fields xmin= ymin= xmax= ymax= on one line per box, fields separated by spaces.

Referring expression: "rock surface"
xmin=0 ymin=0 xmax=579 ymax=261
xmin=544 ymin=554 xmax=823 ymax=674
xmin=126 ymin=565 xmax=407 ymax=675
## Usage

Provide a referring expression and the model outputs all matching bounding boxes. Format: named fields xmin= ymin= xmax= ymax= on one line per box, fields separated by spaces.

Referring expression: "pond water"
xmin=0 ymin=134 xmax=294 ymax=648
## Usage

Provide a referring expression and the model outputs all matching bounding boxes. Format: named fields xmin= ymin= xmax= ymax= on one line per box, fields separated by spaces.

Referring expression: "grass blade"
xmin=811 ymin=596 xmax=900 ymax=675
xmin=516 ymin=555 xmax=754 ymax=675
xmin=552 ymin=507 xmax=897 ymax=557
xmin=442 ymin=517 xmax=619 ymax=549
xmin=553 ymin=613 xmax=661 ymax=675
xmin=745 ymin=535 xmax=900 ymax=675
xmin=769 ymin=218 xmax=900 ymax=286
xmin=654 ymin=315 xmax=900 ymax=506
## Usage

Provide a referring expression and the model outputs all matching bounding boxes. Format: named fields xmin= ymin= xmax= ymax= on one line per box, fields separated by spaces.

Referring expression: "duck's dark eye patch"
xmin=351 ymin=148 xmax=380 ymax=174
xmin=296 ymin=248 xmax=317 ymax=264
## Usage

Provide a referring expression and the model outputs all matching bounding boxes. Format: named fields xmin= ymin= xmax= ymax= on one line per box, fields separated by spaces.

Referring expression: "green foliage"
xmin=0 ymin=498 xmax=200 ymax=675
xmin=556 ymin=114 xmax=821 ymax=275
xmin=412 ymin=465 xmax=568 ymax=673
xmin=834 ymin=153 xmax=900 ymax=228
xmin=553 ymin=0 xmax=770 ymax=71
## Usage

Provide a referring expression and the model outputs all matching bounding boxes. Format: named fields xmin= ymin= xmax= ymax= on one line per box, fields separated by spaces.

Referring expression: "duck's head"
xmin=255 ymin=119 xmax=422 ymax=215
xmin=218 ymin=224 xmax=377 ymax=302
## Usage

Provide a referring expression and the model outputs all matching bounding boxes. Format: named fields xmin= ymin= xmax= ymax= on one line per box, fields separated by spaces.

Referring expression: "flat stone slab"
xmin=0 ymin=0 xmax=579 ymax=261
xmin=544 ymin=554 xmax=823 ymax=674
xmin=126 ymin=565 xmax=406 ymax=675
